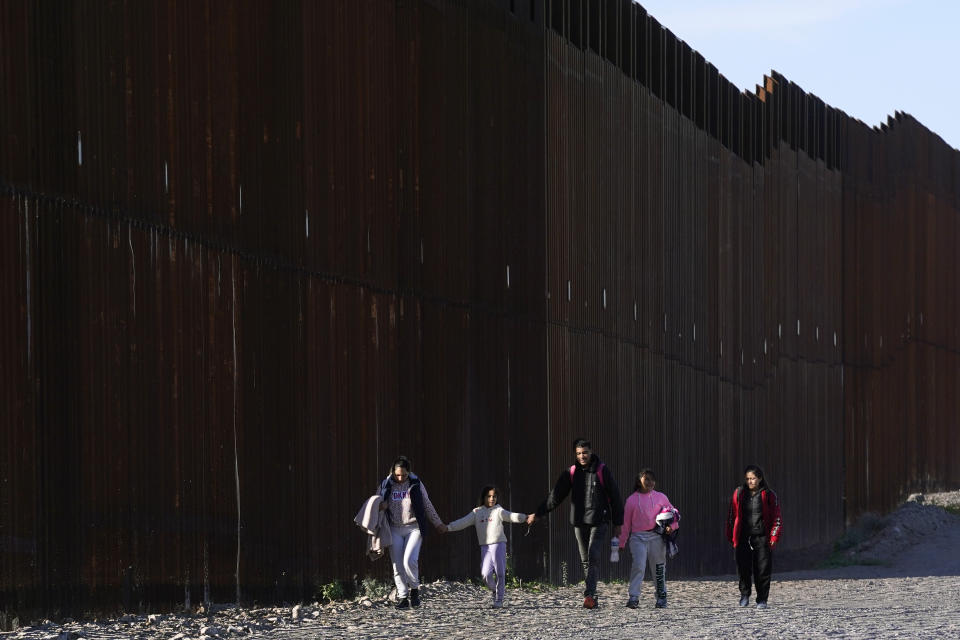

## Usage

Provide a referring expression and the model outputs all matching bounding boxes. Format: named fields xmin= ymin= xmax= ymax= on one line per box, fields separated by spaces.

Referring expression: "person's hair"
xmin=391 ymin=456 xmax=412 ymax=474
xmin=634 ymin=468 xmax=657 ymax=491
xmin=573 ymin=438 xmax=591 ymax=450
xmin=477 ymin=485 xmax=499 ymax=507
xmin=742 ymin=464 xmax=768 ymax=491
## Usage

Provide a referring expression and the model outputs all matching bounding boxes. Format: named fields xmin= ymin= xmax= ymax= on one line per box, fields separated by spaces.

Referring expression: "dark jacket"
xmin=725 ymin=486 xmax=782 ymax=549
xmin=379 ymin=473 xmax=431 ymax=538
xmin=535 ymin=455 xmax=624 ymax=526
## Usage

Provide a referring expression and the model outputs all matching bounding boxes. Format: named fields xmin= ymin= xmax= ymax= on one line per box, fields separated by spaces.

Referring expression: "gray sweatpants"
xmin=628 ymin=530 xmax=667 ymax=600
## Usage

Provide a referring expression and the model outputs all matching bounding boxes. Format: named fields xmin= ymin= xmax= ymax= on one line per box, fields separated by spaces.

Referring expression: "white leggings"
xmin=389 ymin=524 xmax=423 ymax=597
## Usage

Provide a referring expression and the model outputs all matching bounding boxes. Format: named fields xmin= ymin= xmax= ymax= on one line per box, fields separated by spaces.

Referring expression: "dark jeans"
xmin=573 ymin=523 xmax=607 ymax=596
xmin=736 ymin=534 xmax=772 ymax=603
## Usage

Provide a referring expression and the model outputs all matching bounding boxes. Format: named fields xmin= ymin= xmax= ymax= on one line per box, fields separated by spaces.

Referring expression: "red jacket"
xmin=725 ymin=487 xmax=782 ymax=549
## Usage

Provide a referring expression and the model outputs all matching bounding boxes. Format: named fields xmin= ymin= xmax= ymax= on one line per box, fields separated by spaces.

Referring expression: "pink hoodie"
xmin=619 ymin=489 xmax=679 ymax=548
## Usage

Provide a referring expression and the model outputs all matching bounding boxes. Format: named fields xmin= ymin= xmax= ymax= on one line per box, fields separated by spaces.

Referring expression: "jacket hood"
xmin=380 ymin=472 xmax=419 ymax=492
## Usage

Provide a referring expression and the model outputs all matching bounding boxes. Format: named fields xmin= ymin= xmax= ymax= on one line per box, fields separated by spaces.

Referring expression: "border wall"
xmin=1 ymin=0 xmax=958 ymax=618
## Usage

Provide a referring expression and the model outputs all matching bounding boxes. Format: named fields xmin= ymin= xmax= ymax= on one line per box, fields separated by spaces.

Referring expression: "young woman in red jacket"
xmin=725 ymin=465 xmax=782 ymax=609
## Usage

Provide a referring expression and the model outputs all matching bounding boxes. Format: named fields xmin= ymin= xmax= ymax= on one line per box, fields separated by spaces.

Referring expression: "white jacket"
xmin=448 ymin=505 xmax=527 ymax=545
xmin=354 ymin=495 xmax=392 ymax=560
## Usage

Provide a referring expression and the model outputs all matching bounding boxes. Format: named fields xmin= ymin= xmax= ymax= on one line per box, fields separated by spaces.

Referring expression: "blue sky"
xmin=638 ymin=0 xmax=960 ymax=151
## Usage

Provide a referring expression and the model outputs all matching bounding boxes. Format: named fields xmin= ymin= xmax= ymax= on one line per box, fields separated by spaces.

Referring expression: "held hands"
xmin=437 ymin=523 xmax=448 ymax=533
xmin=525 ymin=513 xmax=537 ymax=526
xmin=613 ymin=525 xmax=622 ymax=539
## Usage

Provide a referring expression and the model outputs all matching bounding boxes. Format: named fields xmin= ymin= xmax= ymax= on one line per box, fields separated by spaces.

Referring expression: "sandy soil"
xmin=5 ymin=492 xmax=959 ymax=640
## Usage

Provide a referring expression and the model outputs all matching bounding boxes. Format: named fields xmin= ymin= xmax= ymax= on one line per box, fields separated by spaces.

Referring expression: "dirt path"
xmin=7 ymin=571 xmax=957 ymax=640
xmin=5 ymin=494 xmax=959 ymax=639
xmin=289 ymin=568 xmax=960 ymax=640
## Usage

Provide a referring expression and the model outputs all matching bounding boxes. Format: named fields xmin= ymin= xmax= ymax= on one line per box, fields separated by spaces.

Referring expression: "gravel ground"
xmin=5 ymin=492 xmax=959 ymax=640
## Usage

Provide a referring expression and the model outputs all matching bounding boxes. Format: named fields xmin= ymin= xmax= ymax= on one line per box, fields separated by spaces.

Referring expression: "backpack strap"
xmin=570 ymin=463 xmax=606 ymax=488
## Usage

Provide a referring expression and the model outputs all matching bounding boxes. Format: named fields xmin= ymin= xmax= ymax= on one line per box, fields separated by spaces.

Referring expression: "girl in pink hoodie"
xmin=619 ymin=469 xmax=679 ymax=609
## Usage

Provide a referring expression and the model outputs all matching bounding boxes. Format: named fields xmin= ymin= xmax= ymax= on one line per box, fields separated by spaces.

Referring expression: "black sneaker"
xmin=410 ymin=588 xmax=421 ymax=608
xmin=396 ymin=596 xmax=411 ymax=609
xmin=655 ymin=597 xmax=667 ymax=608
xmin=626 ymin=598 xmax=639 ymax=609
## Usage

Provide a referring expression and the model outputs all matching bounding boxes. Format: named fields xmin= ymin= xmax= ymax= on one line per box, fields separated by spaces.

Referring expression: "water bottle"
xmin=610 ymin=537 xmax=620 ymax=563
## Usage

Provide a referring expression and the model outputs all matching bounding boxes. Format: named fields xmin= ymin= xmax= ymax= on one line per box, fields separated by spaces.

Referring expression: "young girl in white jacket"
xmin=447 ymin=485 xmax=527 ymax=608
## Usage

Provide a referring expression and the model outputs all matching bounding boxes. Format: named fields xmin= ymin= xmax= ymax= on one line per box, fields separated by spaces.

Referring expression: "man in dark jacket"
xmin=527 ymin=438 xmax=623 ymax=608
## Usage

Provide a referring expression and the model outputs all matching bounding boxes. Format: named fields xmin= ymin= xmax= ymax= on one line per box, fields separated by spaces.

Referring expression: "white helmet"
xmin=655 ymin=507 xmax=678 ymax=527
